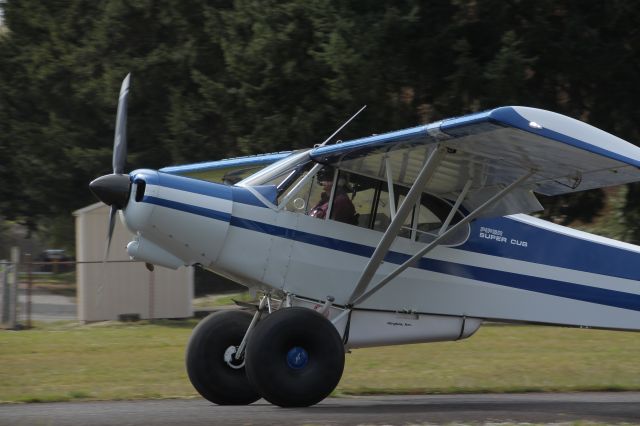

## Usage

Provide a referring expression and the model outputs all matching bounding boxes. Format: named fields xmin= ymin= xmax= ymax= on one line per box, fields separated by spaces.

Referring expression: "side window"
xmin=376 ymin=185 xmax=411 ymax=237
xmin=284 ymin=165 xmax=332 ymax=216
xmin=395 ymin=192 xmax=414 ymax=238
xmin=415 ymin=202 xmax=442 ymax=236
xmin=341 ymin=173 xmax=401 ymax=234
xmin=299 ymin=169 xmax=379 ymax=228
xmin=329 ymin=171 xmax=358 ymax=224
xmin=278 ymin=163 xmax=317 ymax=212
xmin=416 ymin=193 xmax=466 ymax=244
xmin=308 ymin=167 xmax=335 ymax=219
xmin=283 ymin=168 xmax=467 ymax=245
xmin=286 ymin=166 xmax=357 ymax=224
xmin=345 ymin=173 xmax=382 ymax=229
xmin=373 ymin=185 xmax=392 ymax=232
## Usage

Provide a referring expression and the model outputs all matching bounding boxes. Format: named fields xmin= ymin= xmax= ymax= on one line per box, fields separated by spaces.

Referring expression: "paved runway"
xmin=1 ymin=393 xmax=639 ymax=425
xmin=19 ymin=291 xmax=77 ymax=322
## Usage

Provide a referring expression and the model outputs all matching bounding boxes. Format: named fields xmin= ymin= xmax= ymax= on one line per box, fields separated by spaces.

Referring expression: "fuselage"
xmin=121 ymin=168 xmax=640 ymax=332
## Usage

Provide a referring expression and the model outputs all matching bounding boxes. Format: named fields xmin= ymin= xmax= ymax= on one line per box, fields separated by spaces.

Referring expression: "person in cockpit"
xmin=309 ymin=168 xmax=356 ymax=225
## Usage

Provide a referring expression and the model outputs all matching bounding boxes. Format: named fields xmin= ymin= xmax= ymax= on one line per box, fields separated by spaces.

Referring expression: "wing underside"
xmin=310 ymin=106 xmax=640 ymax=217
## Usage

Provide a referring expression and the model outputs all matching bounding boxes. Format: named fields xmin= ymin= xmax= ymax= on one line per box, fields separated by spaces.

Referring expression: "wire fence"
xmin=0 ymin=253 xmax=150 ymax=330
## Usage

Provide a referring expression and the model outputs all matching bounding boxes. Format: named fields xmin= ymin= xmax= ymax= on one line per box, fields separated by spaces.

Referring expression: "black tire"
xmin=245 ymin=307 xmax=345 ymax=407
xmin=186 ymin=310 xmax=260 ymax=405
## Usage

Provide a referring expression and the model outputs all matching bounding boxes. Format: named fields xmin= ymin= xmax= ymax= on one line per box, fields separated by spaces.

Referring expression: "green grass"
xmin=0 ymin=320 xmax=198 ymax=403
xmin=340 ymin=324 xmax=640 ymax=395
xmin=1 ymin=321 xmax=640 ymax=403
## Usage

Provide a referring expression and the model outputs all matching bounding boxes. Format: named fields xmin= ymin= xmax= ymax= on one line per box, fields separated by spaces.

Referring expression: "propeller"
xmin=89 ymin=74 xmax=132 ymax=259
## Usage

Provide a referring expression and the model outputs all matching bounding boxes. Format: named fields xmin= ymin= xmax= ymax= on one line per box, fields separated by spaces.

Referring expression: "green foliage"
xmin=1 ymin=0 xmax=640 ymax=244
xmin=623 ymin=182 xmax=640 ymax=244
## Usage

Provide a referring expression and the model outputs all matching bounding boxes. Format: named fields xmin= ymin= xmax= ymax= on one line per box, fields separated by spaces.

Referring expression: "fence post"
xmin=1 ymin=260 xmax=9 ymax=325
xmin=148 ymin=268 xmax=155 ymax=322
xmin=6 ymin=247 xmax=20 ymax=330
xmin=8 ymin=247 xmax=20 ymax=329
xmin=25 ymin=253 xmax=32 ymax=329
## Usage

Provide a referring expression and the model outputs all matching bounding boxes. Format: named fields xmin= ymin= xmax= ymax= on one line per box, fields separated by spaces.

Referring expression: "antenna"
xmin=317 ymin=105 xmax=367 ymax=147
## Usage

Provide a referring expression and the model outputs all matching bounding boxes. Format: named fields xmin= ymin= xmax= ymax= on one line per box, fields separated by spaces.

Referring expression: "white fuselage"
xmin=121 ymin=169 xmax=640 ymax=347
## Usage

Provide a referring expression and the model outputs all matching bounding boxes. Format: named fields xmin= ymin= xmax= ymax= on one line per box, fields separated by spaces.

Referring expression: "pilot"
xmin=310 ymin=168 xmax=356 ymax=225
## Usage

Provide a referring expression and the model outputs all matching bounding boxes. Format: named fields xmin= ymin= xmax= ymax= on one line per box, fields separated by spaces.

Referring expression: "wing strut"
xmin=439 ymin=179 xmax=472 ymax=236
xmin=347 ymin=168 xmax=536 ymax=307
xmin=385 ymin=155 xmax=398 ymax=219
xmin=347 ymin=146 xmax=448 ymax=305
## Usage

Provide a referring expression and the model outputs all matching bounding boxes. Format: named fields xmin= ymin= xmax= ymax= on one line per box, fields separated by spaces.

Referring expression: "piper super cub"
xmin=90 ymin=74 xmax=640 ymax=407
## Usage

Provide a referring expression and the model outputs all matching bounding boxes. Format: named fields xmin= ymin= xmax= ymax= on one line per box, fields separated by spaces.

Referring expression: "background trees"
xmin=1 ymin=0 xmax=640 ymax=250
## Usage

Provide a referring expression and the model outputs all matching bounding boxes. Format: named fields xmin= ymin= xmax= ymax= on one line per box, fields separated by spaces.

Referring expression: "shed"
xmin=73 ymin=202 xmax=193 ymax=322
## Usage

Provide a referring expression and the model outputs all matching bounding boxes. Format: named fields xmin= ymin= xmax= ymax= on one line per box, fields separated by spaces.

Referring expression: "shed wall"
xmin=75 ymin=203 xmax=193 ymax=321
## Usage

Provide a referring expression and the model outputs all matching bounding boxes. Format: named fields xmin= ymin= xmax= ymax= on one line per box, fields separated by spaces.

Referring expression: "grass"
xmin=340 ymin=324 xmax=640 ymax=395
xmin=0 ymin=320 xmax=198 ymax=403
xmin=1 ymin=321 xmax=640 ymax=403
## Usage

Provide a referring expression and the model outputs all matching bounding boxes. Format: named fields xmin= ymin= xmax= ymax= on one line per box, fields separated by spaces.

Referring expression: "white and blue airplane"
xmin=90 ymin=75 xmax=640 ymax=407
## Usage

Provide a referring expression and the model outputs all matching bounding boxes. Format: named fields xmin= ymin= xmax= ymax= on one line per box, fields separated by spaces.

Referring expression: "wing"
xmin=310 ymin=106 xmax=640 ymax=217
xmin=160 ymin=151 xmax=292 ymax=184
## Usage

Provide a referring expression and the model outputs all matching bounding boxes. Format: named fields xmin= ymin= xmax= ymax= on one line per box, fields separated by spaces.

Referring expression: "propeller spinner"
xmin=89 ymin=74 xmax=132 ymax=258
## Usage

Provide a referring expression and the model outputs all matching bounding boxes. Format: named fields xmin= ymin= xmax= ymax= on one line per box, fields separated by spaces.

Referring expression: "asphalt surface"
xmin=17 ymin=290 xmax=77 ymax=322
xmin=1 ymin=393 xmax=639 ymax=425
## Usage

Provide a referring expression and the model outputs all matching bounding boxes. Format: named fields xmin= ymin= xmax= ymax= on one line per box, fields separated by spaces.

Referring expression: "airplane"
xmin=90 ymin=74 xmax=640 ymax=408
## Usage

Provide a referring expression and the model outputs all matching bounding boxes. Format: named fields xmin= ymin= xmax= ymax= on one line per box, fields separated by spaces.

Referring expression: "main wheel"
xmin=186 ymin=310 xmax=260 ymax=405
xmin=245 ymin=307 xmax=345 ymax=407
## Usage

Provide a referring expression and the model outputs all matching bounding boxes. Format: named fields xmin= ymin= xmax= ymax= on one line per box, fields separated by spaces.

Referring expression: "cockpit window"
xmin=252 ymin=160 xmax=469 ymax=245
xmin=414 ymin=193 xmax=466 ymax=244
xmin=300 ymin=169 xmax=469 ymax=245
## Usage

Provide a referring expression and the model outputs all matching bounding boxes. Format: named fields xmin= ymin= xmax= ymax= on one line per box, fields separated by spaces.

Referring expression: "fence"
xmin=0 ymin=247 xmax=194 ymax=328
xmin=0 ymin=248 xmax=85 ymax=329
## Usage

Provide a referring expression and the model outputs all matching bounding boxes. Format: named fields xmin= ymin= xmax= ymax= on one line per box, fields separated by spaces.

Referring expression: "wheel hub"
xmin=223 ymin=346 xmax=245 ymax=369
xmin=286 ymin=346 xmax=309 ymax=370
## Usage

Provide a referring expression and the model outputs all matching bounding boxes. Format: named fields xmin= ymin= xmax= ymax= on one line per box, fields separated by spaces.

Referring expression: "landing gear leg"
xmin=186 ymin=310 xmax=260 ymax=405
xmin=245 ymin=307 xmax=345 ymax=407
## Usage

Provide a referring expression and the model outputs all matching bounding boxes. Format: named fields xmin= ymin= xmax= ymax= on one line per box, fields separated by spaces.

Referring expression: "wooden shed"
xmin=74 ymin=202 xmax=193 ymax=322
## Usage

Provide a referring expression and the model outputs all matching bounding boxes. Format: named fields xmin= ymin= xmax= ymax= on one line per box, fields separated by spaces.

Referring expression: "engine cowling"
xmin=122 ymin=169 xmax=233 ymax=268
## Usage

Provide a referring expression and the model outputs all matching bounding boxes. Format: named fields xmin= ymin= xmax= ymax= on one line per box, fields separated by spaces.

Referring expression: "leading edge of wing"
xmin=160 ymin=151 xmax=293 ymax=175
xmin=310 ymin=106 xmax=640 ymax=170
xmin=160 ymin=151 xmax=293 ymax=184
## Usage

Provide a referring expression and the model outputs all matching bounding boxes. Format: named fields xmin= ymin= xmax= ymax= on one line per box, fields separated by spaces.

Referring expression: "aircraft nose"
xmin=89 ymin=174 xmax=131 ymax=209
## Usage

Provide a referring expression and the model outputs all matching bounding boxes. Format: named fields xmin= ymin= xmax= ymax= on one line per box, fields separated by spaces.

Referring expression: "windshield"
xmin=237 ymin=149 xmax=312 ymax=187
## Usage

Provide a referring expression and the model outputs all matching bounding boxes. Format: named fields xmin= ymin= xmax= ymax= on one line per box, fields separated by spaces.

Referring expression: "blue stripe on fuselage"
xmin=460 ymin=216 xmax=640 ymax=282
xmin=229 ymin=216 xmax=640 ymax=312
xmin=143 ymin=196 xmax=232 ymax=222
xmin=140 ymin=186 xmax=640 ymax=313
xmin=142 ymin=173 xmax=640 ymax=282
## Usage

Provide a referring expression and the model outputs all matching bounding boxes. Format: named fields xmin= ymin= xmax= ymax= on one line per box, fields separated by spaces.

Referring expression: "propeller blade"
xmin=104 ymin=206 xmax=118 ymax=261
xmin=113 ymin=73 xmax=131 ymax=174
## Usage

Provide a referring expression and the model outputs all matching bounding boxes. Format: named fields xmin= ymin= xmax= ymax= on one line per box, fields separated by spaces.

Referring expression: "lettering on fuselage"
xmin=386 ymin=321 xmax=413 ymax=327
xmin=479 ymin=226 xmax=528 ymax=248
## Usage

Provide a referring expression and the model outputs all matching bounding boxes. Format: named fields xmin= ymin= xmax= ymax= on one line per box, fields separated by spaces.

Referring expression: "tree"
xmin=2 ymin=0 xmax=640 ymax=248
